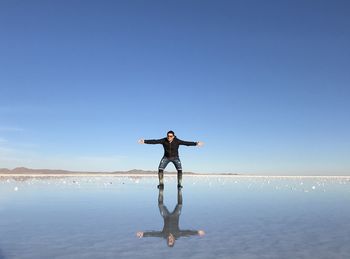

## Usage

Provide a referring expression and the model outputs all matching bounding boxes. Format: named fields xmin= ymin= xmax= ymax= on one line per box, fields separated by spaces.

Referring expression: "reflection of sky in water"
xmin=1 ymin=176 xmax=350 ymax=258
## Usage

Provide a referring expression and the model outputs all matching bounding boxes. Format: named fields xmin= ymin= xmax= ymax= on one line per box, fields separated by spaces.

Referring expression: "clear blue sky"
xmin=1 ymin=0 xmax=349 ymax=175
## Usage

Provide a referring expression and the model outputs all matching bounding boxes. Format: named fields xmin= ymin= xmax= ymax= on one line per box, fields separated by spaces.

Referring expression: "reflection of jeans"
xmin=158 ymin=156 xmax=182 ymax=170
xmin=159 ymin=204 xmax=182 ymax=218
xmin=158 ymin=189 xmax=183 ymax=218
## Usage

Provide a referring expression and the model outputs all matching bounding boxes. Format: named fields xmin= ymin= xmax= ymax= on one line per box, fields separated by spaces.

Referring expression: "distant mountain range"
xmin=0 ymin=167 xmax=201 ymax=175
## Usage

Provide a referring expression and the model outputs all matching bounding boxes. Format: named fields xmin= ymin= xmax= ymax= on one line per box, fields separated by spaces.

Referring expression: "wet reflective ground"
xmin=1 ymin=175 xmax=350 ymax=259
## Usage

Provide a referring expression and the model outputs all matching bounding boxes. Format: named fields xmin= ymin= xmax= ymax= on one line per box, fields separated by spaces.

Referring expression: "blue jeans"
xmin=158 ymin=156 xmax=182 ymax=171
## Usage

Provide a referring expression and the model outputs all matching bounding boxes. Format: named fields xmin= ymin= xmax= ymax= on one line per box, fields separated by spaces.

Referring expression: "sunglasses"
xmin=167 ymin=135 xmax=174 ymax=138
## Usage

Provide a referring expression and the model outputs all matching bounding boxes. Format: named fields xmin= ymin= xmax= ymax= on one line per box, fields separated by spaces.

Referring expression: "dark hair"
xmin=167 ymin=130 xmax=175 ymax=136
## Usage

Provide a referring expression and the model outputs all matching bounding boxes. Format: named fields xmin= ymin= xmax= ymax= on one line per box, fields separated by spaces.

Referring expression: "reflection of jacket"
xmin=144 ymin=137 xmax=197 ymax=158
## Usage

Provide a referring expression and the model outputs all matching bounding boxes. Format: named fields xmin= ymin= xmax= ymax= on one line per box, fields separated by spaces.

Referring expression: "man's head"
xmin=167 ymin=130 xmax=175 ymax=141
xmin=167 ymin=233 xmax=175 ymax=247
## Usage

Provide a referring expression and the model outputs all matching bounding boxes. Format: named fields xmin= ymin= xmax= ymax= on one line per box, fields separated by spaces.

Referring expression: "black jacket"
xmin=144 ymin=137 xmax=197 ymax=158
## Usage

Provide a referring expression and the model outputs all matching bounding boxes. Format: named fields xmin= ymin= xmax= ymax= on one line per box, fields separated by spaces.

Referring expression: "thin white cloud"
xmin=0 ymin=126 xmax=24 ymax=132
xmin=0 ymin=105 xmax=45 ymax=114
xmin=0 ymin=146 xmax=19 ymax=153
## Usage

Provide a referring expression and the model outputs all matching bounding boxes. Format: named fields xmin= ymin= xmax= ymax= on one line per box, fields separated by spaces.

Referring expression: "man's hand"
xmin=198 ymin=230 xmax=205 ymax=236
xmin=138 ymin=139 xmax=145 ymax=144
xmin=136 ymin=231 xmax=144 ymax=238
xmin=196 ymin=141 xmax=204 ymax=147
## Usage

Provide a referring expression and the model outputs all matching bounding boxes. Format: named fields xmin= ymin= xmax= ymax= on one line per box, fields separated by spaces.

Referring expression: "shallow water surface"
xmin=1 ymin=175 xmax=350 ymax=259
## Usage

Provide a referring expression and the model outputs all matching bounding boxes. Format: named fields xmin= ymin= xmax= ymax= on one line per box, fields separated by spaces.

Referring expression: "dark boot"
xmin=177 ymin=170 xmax=183 ymax=189
xmin=158 ymin=169 xmax=164 ymax=189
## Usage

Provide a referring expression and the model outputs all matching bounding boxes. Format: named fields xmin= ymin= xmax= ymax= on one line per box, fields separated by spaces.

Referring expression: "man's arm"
xmin=177 ymin=139 xmax=200 ymax=146
xmin=138 ymin=138 xmax=164 ymax=144
xmin=145 ymin=138 xmax=164 ymax=144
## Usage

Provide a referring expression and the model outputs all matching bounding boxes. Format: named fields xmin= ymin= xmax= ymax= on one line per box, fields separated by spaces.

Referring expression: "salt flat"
xmin=1 ymin=176 xmax=349 ymax=258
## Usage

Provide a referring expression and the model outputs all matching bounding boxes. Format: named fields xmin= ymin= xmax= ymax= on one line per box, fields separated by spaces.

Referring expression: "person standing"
xmin=139 ymin=130 xmax=203 ymax=189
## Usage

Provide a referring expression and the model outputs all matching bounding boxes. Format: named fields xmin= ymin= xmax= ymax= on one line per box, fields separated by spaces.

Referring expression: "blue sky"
xmin=1 ymin=0 xmax=349 ymax=175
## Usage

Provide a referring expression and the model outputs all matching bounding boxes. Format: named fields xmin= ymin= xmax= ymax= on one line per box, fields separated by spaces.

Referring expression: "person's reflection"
xmin=137 ymin=188 xmax=205 ymax=247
